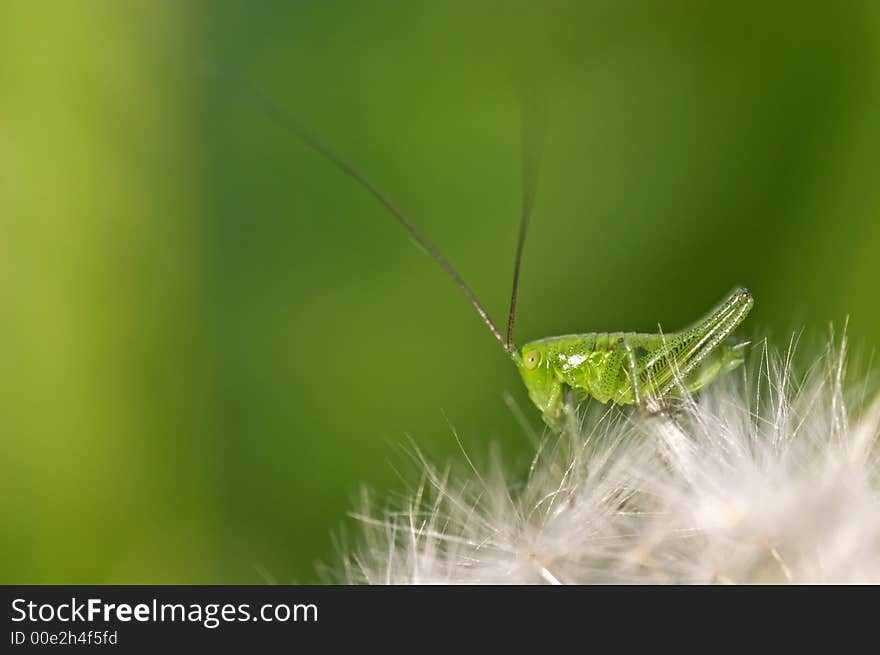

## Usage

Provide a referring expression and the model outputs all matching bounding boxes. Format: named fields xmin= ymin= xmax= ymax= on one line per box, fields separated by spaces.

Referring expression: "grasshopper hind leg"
xmin=635 ymin=287 xmax=754 ymax=407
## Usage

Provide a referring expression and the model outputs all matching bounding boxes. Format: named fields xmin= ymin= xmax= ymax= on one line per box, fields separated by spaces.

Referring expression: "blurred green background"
xmin=2 ymin=0 xmax=879 ymax=583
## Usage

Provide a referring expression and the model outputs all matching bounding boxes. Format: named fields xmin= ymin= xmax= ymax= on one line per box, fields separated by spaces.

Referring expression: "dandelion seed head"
xmin=336 ymin=336 xmax=880 ymax=584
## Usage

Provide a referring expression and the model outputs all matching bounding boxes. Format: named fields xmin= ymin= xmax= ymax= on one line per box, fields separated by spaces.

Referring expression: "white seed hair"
xmin=338 ymin=334 xmax=880 ymax=584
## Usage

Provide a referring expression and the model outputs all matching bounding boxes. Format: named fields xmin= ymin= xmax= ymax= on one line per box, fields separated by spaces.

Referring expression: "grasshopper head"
xmin=513 ymin=342 xmax=563 ymax=430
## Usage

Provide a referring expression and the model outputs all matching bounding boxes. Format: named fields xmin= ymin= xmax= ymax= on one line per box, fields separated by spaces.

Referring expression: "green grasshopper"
xmin=247 ymin=86 xmax=753 ymax=431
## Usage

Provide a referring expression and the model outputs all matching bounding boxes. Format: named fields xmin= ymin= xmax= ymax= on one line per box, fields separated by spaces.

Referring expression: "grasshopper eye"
xmin=524 ymin=349 xmax=541 ymax=370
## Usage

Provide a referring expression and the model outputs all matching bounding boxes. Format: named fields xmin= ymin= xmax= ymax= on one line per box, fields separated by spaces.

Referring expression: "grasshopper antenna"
xmin=212 ymin=69 xmax=508 ymax=350
xmin=505 ymin=95 xmax=547 ymax=352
